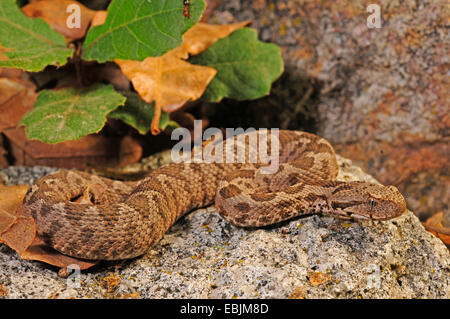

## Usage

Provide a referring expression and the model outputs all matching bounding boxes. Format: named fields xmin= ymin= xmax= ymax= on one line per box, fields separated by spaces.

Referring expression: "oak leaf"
xmin=22 ymin=0 xmax=96 ymax=41
xmin=115 ymin=21 xmax=250 ymax=134
xmin=423 ymin=212 xmax=450 ymax=248
xmin=182 ymin=21 xmax=251 ymax=55
xmin=0 ymin=183 xmax=98 ymax=271
xmin=116 ymin=55 xmax=216 ymax=134
xmin=0 ymin=77 xmax=37 ymax=132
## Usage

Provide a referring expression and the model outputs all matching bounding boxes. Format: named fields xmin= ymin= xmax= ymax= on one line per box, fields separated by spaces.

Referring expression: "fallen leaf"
xmin=0 ymin=184 xmax=29 ymax=232
xmin=20 ymin=237 xmax=98 ymax=272
xmin=0 ymin=184 xmax=36 ymax=257
xmin=1 ymin=213 xmax=36 ymax=256
xmin=3 ymin=127 xmax=142 ymax=169
xmin=0 ymin=67 xmax=24 ymax=79
xmin=22 ymin=0 xmax=96 ymax=41
xmin=0 ymin=73 xmax=140 ymax=168
xmin=0 ymin=77 xmax=37 ymax=132
xmin=182 ymin=21 xmax=251 ymax=55
xmin=116 ymin=55 xmax=216 ymax=134
xmin=0 ymin=183 xmax=98 ymax=271
xmin=423 ymin=212 xmax=450 ymax=247
xmin=115 ymin=21 xmax=250 ymax=134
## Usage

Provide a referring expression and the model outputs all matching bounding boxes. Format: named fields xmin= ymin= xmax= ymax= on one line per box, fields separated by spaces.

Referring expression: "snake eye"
xmin=369 ymin=199 xmax=376 ymax=210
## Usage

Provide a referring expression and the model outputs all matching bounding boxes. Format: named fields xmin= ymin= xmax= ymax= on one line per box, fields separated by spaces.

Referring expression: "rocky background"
xmin=203 ymin=0 xmax=449 ymax=221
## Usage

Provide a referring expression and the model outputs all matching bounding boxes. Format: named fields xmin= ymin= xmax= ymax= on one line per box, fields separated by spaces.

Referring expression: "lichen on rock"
xmin=0 ymin=156 xmax=448 ymax=299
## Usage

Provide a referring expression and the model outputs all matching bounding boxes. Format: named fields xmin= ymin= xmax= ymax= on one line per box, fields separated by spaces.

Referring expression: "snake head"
xmin=329 ymin=182 xmax=407 ymax=220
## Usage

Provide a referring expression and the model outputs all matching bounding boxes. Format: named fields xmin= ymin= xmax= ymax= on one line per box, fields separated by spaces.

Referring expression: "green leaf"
xmin=189 ymin=28 xmax=284 ymax=102
xmin=108 ymin=91 xmax=172 ymax=134
xmin=83 ymin=0 xmax=205 ymax=62
xmin=19 ymin=85 xmax=126 ymax=144
xmin=0 ymin=0 xmax=73 ymax=72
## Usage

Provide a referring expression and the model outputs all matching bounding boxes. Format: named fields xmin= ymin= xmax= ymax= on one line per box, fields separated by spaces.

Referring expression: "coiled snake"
xmin=22 ymin=130 xmax=406 ymax=260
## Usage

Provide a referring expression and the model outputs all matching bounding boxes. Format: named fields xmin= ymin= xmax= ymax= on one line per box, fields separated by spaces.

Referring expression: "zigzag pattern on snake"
xmin=22 ymin=130 xmax=406 ymax=260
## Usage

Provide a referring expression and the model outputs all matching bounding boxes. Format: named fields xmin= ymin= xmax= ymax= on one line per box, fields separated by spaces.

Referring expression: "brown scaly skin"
xmin=22 ymin=131 xmax=406 ymax=260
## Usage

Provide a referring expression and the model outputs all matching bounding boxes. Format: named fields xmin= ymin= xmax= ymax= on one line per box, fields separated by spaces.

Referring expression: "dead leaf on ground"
xmin=0 ymin=184 xmax=36 ymax=256
xmin=22 ymin=0 xmax=96 ymax=41
xmin=0 ymin=184 xmax=30 ymax=233
xmin=0 ymin=78 xmax=37 ymax=132
xmin=182 ymin=21 xmax=251 ymax=55
xmin=21 ymin=236 xmax=98 ymax=274
xmin=0 ymin=183 xmax=99 ymax=272
xmin=0 ymin=71 xmax=37 ymax=168
xmin=423 ymin=212 xmax=450 ymax=248
xmin=0 ymin=67 xmax=25 ymax=79
xmin=3 ymin=127 xmax=142 ymax=169
xmin=115 ymin=21 xmax=250 ymax=135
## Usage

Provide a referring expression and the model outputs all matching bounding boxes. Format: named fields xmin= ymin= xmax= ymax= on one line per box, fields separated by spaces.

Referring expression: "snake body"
xmin=22 ymin=130 xmax=406 ymax=260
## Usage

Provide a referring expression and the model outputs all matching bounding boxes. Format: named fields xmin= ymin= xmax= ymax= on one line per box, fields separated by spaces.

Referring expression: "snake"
xmin=22 ymin=130 xmax=406 ymax=260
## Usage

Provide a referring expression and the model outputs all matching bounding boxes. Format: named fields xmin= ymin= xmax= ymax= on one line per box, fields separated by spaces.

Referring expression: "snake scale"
xmin=22 ymin=130 xmax=406 ymax=260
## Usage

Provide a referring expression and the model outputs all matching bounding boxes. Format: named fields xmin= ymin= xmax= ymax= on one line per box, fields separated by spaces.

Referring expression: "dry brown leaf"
xmin=115 ymin=21 xmax=250 ymax=135
xmin=423 ymin=212 xmax=450 ymax=247
xmin=21 ymin=237 xmax=98 ymax=272
xmin=0 ymin=183 xmax=99 ymax=271
xmin=116 ymin=54 xmax=216 ymax=134
xmin=0 ymin=74 xmax=37 ymax=168
xmin=3 ymin=127 xmax=142 ymax=169
xmin=0 ymin=184 xmax=37 ymax=258
xmin=22 ymin=0 xmax=96 ymax=41
xmin=0 ymin=184 xmax=30 ymax=232
xmin=0 ymin=77 xmax=37 ymax=132
xmin=1 ymin=213 xmax=36 ymax=256
xmin=182 ymin=21 xmax=251 ymax=55
xmin=0 ymin=67 xmax=24 ymax=79
xmin=90 ymin=10 xmax=108 ymax=27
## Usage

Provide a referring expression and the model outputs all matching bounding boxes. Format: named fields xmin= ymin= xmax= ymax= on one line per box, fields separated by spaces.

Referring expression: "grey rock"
xmin=0 ymin=157 xmax=449 ymax=299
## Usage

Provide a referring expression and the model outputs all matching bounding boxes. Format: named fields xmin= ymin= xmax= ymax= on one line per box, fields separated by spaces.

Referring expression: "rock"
xmin=0 ymin=157 xmax=448 ymax=299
